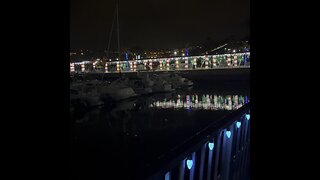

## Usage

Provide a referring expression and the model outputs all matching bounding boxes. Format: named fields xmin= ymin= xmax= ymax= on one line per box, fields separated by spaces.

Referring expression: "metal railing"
xmin=70 ymin=52 xmax=250 ymax=74
xmin=144 ymin=103 xmax=250 ymax=180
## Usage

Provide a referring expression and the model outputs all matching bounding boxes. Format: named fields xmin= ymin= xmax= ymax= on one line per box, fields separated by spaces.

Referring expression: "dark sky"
xmin=70 ymin=0 xmax=250 ymax=51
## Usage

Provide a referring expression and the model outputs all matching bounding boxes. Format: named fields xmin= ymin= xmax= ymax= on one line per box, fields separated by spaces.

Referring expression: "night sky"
xmin=70 ymin=0 xmax=249 ymax=51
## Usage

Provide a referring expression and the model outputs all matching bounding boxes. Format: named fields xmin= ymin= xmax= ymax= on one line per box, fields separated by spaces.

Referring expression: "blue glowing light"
xmin=236 ymin=122 xmax=241 ymax=128
xmin=165 ymin=172 xmax=170 ymax=180
xmin=226 ymin=131 xmax=231 ymax=138
xmin=186 ymin=159 xmax=193 ymax=170
xmin=245 ymin=114 xmax=250 ymax=120
xmin=208 ymin=142 xmax=214 ymax=150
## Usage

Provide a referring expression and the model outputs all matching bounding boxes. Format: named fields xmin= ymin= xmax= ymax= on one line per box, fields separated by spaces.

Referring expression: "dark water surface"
xmin=70 ymin=81 xmax=249 ymax=179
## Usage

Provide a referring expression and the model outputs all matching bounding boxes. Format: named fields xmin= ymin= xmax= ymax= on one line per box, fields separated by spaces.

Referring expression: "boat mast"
xmin=103 ymin=0 xmax=121 ymax=80
xmin=116 ymin=0 xmax=122 ymax=77
xmin=116 ymin=0 xmax=121 ymax=64
xmin=105 ymin=5 xmax=116 ymax=64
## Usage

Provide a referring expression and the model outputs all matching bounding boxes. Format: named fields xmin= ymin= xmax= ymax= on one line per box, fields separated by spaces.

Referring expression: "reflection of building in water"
xmin=150 ymin=94 xmax=249 ymax=110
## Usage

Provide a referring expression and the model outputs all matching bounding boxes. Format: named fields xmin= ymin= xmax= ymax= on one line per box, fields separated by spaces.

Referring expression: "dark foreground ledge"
xmin=140 ymin=103 xmax=250 ymax=180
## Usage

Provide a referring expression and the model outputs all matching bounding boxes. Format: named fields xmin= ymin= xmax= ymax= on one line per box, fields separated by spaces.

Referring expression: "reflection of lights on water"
xmin=214 ymin=95 xmax=218 ymax=108
xmin=150 ymin=94 xmax=249 ymax=111
xmin=234 ymin=95 xmax=239 ymax=109
xmin=228 ymin=96 xmax=232 ymax=110
xmin=186 ymin=95 xmax=191 ymax=110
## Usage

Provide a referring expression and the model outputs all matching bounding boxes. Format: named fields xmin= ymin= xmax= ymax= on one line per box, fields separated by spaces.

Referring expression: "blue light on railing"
xmin=186 ymin=159 xmax=193 ymax=170
xmin=208 ymin=142 xmax=214 ymax=150
xmin=245 ymin=114 xmax=250 ymax=120
xmin=165 ymin=172 xmax=170 ymax=180
xmin=226 ymin=131 xmax=231 ymax=138
xmin=236 ymin=121 xmax=241 ymax=128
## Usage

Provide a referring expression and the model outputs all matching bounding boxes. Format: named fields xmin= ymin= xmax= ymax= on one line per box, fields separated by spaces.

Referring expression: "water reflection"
xmin=72 ymin=91 xmax=250 ymax=135
xmin=150 ymin=94 xmax=248 ymax=110
xmin=70 ymin=88 xmax=250 ymax=180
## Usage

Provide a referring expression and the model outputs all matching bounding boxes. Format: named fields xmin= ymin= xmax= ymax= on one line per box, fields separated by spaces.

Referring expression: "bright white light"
xmin=186 ymin=159 xmax=193 ymax=170
xmin=236 ymin=122 xmax=241 ymax=128
xmin=226 ymin=131 xmax=231 ymax=138
xmin=116 ymin=58 xmax=119 ymax=60
xmin=208 ymin=142 xmax=214 ymax=150
xmin=233 ymin=50 xmax=236 ymax=53
xmin=174 ymin=51 xmax=177 ymax=55
xmin=182 ymin=53 xmax=185 ymax=56
xmin=245 ymin=114 xmax=250 ymax=120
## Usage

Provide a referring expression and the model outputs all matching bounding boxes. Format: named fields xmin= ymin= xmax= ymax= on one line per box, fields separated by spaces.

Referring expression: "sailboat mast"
xmin=105 ymin=8 xmax=116 ymax=62
xmin=116 ymin=0 xmax=120 ymax=62
xmin=116 ymin=0 xmax=122 ymax=77
xmin=103 ymin=0 xmax=121 ymax=80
